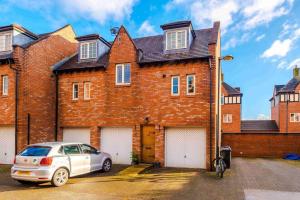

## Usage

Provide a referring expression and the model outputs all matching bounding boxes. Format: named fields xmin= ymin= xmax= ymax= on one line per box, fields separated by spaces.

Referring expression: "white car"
xmin=11 ymin=142 xmax=112 ymax=187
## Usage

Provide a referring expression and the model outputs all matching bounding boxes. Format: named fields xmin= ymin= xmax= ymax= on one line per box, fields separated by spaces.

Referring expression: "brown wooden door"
xmin=142 ymin=126 xmax=155 ymax=163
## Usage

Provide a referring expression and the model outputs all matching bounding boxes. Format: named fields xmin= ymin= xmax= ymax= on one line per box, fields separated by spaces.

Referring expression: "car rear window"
xmin=20 ymin=146 xmax=51 ymax=156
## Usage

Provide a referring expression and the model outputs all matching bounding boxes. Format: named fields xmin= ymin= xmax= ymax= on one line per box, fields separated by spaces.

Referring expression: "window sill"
xmin=115 ymin=84 xmax=131 ymax=87
xmin=1 ymin=95 xmax=8 ymax=98
xmin=186 ymin=94 xmax=196 ymax=97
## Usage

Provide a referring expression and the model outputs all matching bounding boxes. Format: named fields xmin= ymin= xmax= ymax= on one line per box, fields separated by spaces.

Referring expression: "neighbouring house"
xmin=221 ymin=76 xmax=242 ymax=133
xmin=0 ymin=24 xmax=77 ymax=164
xmin=54 ymin=20 xmax=222 ymax=169
xmin=270 ymin=66 xmax=300 ymax=133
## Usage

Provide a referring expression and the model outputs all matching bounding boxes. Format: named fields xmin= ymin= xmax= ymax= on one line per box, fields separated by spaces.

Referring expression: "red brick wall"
xmin=2 ymin=28 xmax=77 ymax=152
xmin=221 ymin=85 xmax=241 ymax=133
xmin=0 ymin=63 xmax=16 ymax=126
xmin=58 ymin=26 xmax=218 ymax=169
xmin=222 ymin=133 xmax=300 ymax=157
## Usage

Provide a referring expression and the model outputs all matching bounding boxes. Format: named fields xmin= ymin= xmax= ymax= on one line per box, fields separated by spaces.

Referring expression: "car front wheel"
xmin=51 ymin=168 xmax=69 ymax=187
xmin=102 ymin=159 xmax=112 ymax=172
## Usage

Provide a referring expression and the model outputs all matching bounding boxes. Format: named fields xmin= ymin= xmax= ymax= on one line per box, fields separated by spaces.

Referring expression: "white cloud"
xmin=261 ymin=39 xmax=292 ymax=58
xmin=261 ymin=27 xmax=300 ymax=59
xmin=257 ymin=114 xmax=270 ymax=120
xmin=242 ymin=0 xmax=293 ymax=29
xmin=223 ymin=33 xmax=251 ymax=50
xmin=289 ymin=58 xmax=300 ymax=69
xmin=277 ymin=60 xmax=287 ymax=69
xmin=5 ymin=0 xmax=138 ymax=25
xmin=190 ymin=0 xmax=239 ymax=30
xmin=165 ymin=0 xmax=294 ymax=32
xmin=255 ymin=34 xmax=265 ymax=42
xmin=62 ymin=0 xmax=137 ymax=24
xmin=137 ymin=20 xmax=157 ymax=36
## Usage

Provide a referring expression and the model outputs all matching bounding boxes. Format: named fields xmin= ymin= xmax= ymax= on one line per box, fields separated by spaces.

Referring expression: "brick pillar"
xmin=133 ymin=124 xmax=141 ymax=160
xmin=90 ymin=126 xmax=100 ymax=149
xmin=155 ymin=125 xmax=165 ymax=166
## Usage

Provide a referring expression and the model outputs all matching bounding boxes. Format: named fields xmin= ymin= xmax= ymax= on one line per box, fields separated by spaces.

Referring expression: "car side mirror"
xmin=97 ymin=150 xmax=101 ymax=154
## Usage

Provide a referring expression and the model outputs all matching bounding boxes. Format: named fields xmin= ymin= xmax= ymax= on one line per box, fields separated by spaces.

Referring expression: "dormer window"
xmin=80 ymin=41 xmax=97 ymax=60
xmin=166 ymin=30 xmax=187 ymax=50
xmin=0 ymin=32 xmax=12 ymax=52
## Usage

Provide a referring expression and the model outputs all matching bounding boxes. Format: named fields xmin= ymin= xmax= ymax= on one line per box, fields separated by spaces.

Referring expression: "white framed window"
xmin=72 ymin=83 xmax=79 ymax=100
xmin=237 ymin=96 xmax=241 ymax=104
xmin=80 ymin=41 xmax=97 ymax=59
xmin=232 ymin=96 xmax=237 ymax=104
xmin=171 ymin=76 xmax=180 ymax=96
xmin=166 ymin=30 xmax=187 ymax=50
xmin=295 ymin=93 xmax=299 ymax=102
xmin=290 ymin=113 xmax=300 ymax=122
xmin=2 ymin=75 xmax=8 ymax=96
xmin=280 ymin=94 xmax=285 ymax=102
xmin=223 ymin=114 xmax=233 ymax=123
xmin=83 ymin=82 xmax=91 ymax=100
xmin=228 ymin=96 xmax=232 ymax=104
xmin=116 ymin=64 xmax=131 ymax=85
xmin=224 ymin=97 xmax=228 ymax=104
xmin=0 ymin=33 xmax=12 ymax=52
xmin=186 ymin=75 xmax=195 ymax=95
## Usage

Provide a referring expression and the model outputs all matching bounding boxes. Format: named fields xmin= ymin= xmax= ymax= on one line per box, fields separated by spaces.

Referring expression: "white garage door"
xmin=101 ymin=127 xmax=132 ymax=165
xmin=0 ymin=127 xmax=15 ymax=164
xmin=63 ymin=128 xmax=90 ymax=144
xmin=165 ymin=127 xmax=206 ymax=169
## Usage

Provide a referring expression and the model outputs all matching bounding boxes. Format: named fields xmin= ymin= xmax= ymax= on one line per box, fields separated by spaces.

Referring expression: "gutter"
xmin=208 ymin=58 xmax=213 ymax=171
xmin=8 ymin=58 xmax=19 ymax=154
xmin=54 ymin=71 xmax=58 ymax=141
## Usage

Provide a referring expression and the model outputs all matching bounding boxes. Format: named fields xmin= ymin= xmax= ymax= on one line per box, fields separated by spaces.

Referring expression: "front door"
xmin=142 ymin=126 xmax=155 ymax=163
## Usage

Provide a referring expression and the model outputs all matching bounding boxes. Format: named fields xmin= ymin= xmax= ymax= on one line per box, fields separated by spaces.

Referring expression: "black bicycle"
xmin=213 ymin=156 xmax=227 ymax=178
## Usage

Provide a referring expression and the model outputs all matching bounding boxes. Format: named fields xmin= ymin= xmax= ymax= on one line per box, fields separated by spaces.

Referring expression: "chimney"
xmin=294 ymin=66 xmax=299 ymax=78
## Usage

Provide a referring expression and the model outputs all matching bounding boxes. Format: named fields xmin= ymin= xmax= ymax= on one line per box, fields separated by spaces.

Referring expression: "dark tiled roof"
xmin=275 ymin=85 xmax=285 ymax=93
xmin=241 ymin=120 xmax=279 ymax=132
xmin=56 ymin=21 xmax=219 ymax=72
xmin=279 ymin=77 xmax=300 ymax=93
xmin=54 ymin=52 xmax=108 ymax=72
xmin=160 ymin=20 xmax=192 ymax=30
xmin=222 ymin=82 xmax=242 ymax=95
xmin=135 ymin=29 xmax=212 ymax=64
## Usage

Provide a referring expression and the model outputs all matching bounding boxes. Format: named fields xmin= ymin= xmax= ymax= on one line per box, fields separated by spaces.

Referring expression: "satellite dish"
xmin=110 ymin=27 xmax=119 ymax=36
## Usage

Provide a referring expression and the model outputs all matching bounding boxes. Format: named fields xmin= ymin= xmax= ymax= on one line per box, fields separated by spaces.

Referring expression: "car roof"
xmin=29 ymin=142 xmax=85 ymax=147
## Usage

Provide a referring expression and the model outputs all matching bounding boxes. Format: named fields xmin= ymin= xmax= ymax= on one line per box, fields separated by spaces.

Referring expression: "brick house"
xmin=270 ymin=67 xmax=300 ymax=133
xmin=54 ymin=21 xmax=221 ymax=169
xmin=0 ymin=24 xmax=77 ymax=164
xmin=221 ymin=77 xmax=242 ymax=133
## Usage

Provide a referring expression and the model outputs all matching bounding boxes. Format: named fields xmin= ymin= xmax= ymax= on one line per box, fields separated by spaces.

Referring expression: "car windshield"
xmin=20 ymin=146 xmax=51 ymax=156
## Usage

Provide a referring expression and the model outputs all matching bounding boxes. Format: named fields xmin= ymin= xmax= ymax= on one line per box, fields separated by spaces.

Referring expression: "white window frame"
xmin=115 ymin=63 xmax=131 ymax=85
xmin=83 ymin=82 xmax=91 ymax=100
xmin=186 ymin=74 xmax=196 ymax=95
xmin=171 ymin=76 xmax=180 ymax=96
xmin=0 ymin=32 xmax=12 ymax=52
xmin=166 ymin=29 xmax=187 ymax=50
xmin=290 ymin=113 xmax=300 ymax=122
xmin=72 ymin=83 xmax=79 ymax=100
xmin=80 ymin=41 xmax=97 ymax=60
xmin=2 ymin=75 xmax=8 ymax=96
xmin=223 ymin=114 xmax=233 ymax=123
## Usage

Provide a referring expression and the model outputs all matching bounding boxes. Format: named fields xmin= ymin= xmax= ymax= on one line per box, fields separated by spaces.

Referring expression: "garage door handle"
xmin=4 ymin=153 xmax=7 ymax=156
xmin=184 ymin=155 xmax=187 ymax=158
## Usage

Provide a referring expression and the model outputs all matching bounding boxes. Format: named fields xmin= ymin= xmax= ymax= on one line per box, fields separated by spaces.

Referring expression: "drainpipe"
xmin=8 ymin=58 xmax=19 ymax=154
xmin=209 ymin=58 xmax=213 ymax=171
xmin=27 ymin=113 xmax=30 ymax=144
xmin=54 ymin=71 xmax=59 ymax=141
xmin=286 ymin=94 xmax=289 ymax=133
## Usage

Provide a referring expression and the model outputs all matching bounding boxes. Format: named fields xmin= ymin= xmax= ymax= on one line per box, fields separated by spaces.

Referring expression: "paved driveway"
xmin=0 ymin=158 xmax=300 ymax=200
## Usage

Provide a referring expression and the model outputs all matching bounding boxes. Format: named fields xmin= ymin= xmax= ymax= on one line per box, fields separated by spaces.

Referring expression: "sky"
xmin=1 ymin=0 xmax=300 ymax=120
